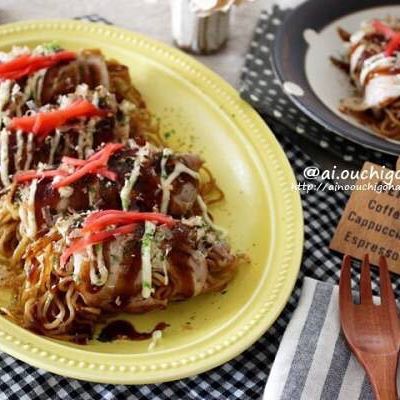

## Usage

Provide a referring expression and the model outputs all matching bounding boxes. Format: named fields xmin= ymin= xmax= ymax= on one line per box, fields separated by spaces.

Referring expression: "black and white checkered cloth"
xmin=1 ymin=12 xmax=397 ymax=400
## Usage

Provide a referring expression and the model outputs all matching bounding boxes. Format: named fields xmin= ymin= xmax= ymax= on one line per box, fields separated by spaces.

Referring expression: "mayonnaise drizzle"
xmin=148 ymin=330 xmax=162 ymax=351
xmin=160 ymin=149 xmax=199 ymax=214
xmin=75 ymin=118 xmax=97 ymax=159
xmin=24 ymin=133 xmax=34 ymax=170
xmin=350 ymin=44 xmax=366 ymax=78
xmin=0 ymin=129 xmax=10 ymax=186
xmin=196 ymin=195 xmax=227 ymax=236
xmin=84 ymin=119 xmax=96 ymax=158
xmin=24 ymin=178 xmax=38 ymax=238
xmin=120 ymin=144 xmax=149 ymax=211
xmin=160 ymin=148 xmax=173 ymax=180
xmin=76 ymin=128 xmax=86 ymax=159
xmin=141 ymin=221 xmax=156 ymax=299
xmin=14 ymin=129 xmax=24 ymax=171
xmin=359 ymin=53 xmax=396 ymax=86
xmin=0 ymin=80 xmax=11 ymax=112
xmin=89 ymin=244 xmax=109 ymax=287
xmin=72 ymin=252 xmax=85 ymax=283
xmin=48 ymin=129 xmax=61 ymax=165
xmin=161 ymin=248 xmax=170 ymax=285
xmin=350 ymin=30 xmax=366 ymax=46
xmin=25 ymin=69 xmax=46 ymax=102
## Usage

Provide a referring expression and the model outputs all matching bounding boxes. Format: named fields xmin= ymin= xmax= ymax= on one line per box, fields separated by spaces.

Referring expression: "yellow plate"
xmin=0 ymin=19 xmax=303 ymax=384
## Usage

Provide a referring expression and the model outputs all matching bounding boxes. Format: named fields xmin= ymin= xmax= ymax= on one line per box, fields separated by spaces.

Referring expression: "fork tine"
xmin=360 ymin=254 xmax=373 ymax=304
xmin=339 ymin=255 xmax=353 ymax=306
xmin=378 ymin=256 xmax=396 ymax=307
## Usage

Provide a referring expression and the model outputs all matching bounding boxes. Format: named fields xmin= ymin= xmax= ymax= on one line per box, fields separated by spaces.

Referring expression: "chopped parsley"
xmin=163 ymin=129 xmax=176 ymax=139
xmin=141 ymin=232 xmax=153 ymax=247
xmin=143 ymin=282 xmax=152 ymax=289
xmin=42 ymin=41 xmax=62 ymax=53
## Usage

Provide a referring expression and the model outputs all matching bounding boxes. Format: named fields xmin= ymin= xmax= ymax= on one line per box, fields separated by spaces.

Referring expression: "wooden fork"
xmin=339 ymin=255 xmax=400 ymax=400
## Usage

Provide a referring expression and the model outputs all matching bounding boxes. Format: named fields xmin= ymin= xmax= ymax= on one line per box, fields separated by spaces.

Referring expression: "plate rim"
xmin=272 ymin=0 xmax=400 ymax=156
xmin=0 ymin=18 xmax=304 ymax=384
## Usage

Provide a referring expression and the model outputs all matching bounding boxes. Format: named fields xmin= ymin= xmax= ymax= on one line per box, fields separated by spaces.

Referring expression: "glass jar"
xmin=170 ymin=0 xmax=231 ymax=54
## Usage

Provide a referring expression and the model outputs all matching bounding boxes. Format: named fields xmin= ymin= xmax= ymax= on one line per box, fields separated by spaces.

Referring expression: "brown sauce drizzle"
xmin=337 ymin=27 xmax=351 ymax=42
xmin=330 ymin=56 xmax=350 ymax=73
xmin=97 ymin=320 xmax=169 ymax=342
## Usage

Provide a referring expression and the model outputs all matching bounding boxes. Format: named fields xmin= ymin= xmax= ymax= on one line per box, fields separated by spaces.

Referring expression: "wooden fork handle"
xmin=363 ymin=354 xmax=398 ymax=400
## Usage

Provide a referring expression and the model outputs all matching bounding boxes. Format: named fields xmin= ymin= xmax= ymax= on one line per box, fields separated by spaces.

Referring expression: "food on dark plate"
xmin=0 ymin=44 xmax=238 ymax=344
xmin=332 ymin=18 xmax=400 ymax=139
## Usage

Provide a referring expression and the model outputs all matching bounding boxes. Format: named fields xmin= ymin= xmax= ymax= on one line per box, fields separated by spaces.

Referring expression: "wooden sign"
xmin=330 ymin=160 xmax=400 ymax=273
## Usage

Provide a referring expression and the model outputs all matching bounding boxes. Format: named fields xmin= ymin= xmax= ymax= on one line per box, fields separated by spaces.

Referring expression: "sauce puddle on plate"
xmin=97 ymin=320 xmax=169 ymax=342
